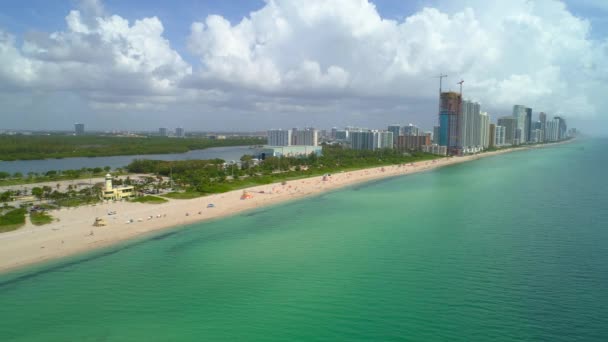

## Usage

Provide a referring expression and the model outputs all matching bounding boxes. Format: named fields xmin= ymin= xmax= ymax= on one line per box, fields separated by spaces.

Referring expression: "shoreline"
xmin=0 ymin=141 xmax=572 ymax=274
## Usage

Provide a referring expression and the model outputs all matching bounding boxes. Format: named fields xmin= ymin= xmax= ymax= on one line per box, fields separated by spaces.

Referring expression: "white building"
xmin=546 ymin=119 xmax=560 ymax=142
xmin=350 ymin=130 xmax=393 ymax=151
xmin=461 ymin=100 xmax=484 ymax=153
xmin=480 ymin=112 xmax=490 ymax=149
xmin=422 ymin=144 xmax=447 ymax=156
xmin=292 ymin=128 xmax=319 ymax=146
xmin=495 ymin=125 xmax=506 ymax=146
xmin=267 ymin=129 xmax=292 ymax=146
xmin=259 ymin=145 xmax=322 ymax=158
xmin=512 ymin=105 xmax=527 ymax=143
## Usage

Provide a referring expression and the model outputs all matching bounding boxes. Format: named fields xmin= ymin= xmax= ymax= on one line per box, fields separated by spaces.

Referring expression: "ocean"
xmin=1 ymin=138 xmax=607 ymax=341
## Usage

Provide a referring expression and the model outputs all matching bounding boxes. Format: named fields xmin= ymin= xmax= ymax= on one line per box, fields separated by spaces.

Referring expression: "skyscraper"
xmin=546 ymin=119 xmax=560 ymax=141
xmin=489 ymin=124 xmax=496 ymax=148
xmin=512 ymin=105 xmax=526 ymax=144
xmin=480 ymin=112 xmax=490 ymax=149
xmin=175 ymin=127 xmax=185 ymax=138
xmin=554 ymin=116 xmax=567 ymax=140
xmin=497 ymin=116 xmax=517 ymax=145
xmin=74 ymin=123 xmax=85 ymax=135
xmin=438 ymin=91 xmax=462 ymax=155
xmin=159 ymin=128 xmax=168 ymax=136
xmin=433 ymin=126 xmax=440 ymax=144
xmin=525 ymin=107 xmax=532 ymax=143
xmin=539 ymin=112 xmax=547 ymax=142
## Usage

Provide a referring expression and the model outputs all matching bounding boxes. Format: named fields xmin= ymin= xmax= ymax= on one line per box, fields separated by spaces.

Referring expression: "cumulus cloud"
xmin=0 ymin=0 xmax=607 ymax=132
xmin=185 ymin=0 xmax=607 ymax=123
xmin=0 ymin=3 xmax=190 ymax=106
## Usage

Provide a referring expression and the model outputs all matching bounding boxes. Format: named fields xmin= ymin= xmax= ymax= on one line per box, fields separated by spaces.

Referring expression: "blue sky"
xmin=0 ymin=0 xmax=607 ymax=133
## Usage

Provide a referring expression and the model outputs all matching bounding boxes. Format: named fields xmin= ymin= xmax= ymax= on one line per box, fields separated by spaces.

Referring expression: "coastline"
xmin=0 ymin=141 xmax=571 ymax=274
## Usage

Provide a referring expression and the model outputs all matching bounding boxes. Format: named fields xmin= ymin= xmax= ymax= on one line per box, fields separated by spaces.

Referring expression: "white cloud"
xmin=185 ymin=0 xmax=607 ymax=122
xmin=0 ymin=0 xmax=607 ymax=132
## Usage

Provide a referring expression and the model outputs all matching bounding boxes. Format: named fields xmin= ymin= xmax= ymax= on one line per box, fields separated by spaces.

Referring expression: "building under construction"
xmin=438 ymin=91 xmax=462 ymax=155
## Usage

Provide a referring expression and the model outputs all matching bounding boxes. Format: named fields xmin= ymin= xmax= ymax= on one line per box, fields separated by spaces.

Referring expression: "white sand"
xmin=0 ymin=143 xmax=566 ymax=273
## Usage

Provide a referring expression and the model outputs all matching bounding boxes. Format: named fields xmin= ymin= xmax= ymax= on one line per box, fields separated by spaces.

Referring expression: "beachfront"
xmin=0 ymin=144 xmax=564 ymax=273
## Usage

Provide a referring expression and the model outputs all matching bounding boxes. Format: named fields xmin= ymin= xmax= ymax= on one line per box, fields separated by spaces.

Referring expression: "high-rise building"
xmin=539 ymin=112 xmax=547 ymax=142
xmin=267 ymin=129 xmax=292 ymax=146
xmin=495 ymin=125 xmax=506 ymax=146
xmin=480 ymin=112 xmax=490 ymax=149
xmin=335 ymin=130 xmax=348 ymax=140
xmin=438 ymin=91 xmax=462 ymax=155
xmin=489 ymin=124 xmax=496 ymax=148
xmin=546 ymin=119 xmax=560 ymax=141
xmin=292 ymin=128 xmax=319 ymax=146
xmin=403 ymin=124 xmax=419 ymax=136
xmin=497 ymin=116 xmax=517 ymax=145
xmin=175 ymin=127 xmax=185 ymax=138
xmin=512 ymin=105 xmax=526 ymax=144
xmin=350 ymin=130 xmax=393 ymax=151
xmin=330 ymin=127 xmax=337 ymax=139
xmin=554 ymin=116 xmax=567 ymax=140
xmin=525 ymin=107 xmax=532 ymax=143
xmin=159 ymin=128 xmax=168 ymax=136
xmin=432 ymin=126 xmax=440 ymax=144
xmin=387 ymin=125 xmax=401 ymax=146
xmin=530 ymin=129 xmax=543 ymax=143
xmin=460 ymin=100 xmax=480 ymax=152
xmin=74 ymin=123 xmax=85 ymax=135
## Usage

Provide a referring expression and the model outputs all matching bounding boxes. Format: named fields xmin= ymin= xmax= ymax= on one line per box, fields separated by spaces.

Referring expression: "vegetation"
xmin=0 ymin=208 xmax=27 ymax=232
xmin=128 ymin=145 xmax=442 ymax=198
xmin=0 ymin=167 xmax=117 ymax=187
xmin=30 ymin=211 xmax=54 ymax=226
xmin=132 ymin=195 xmax=168 ymax=204
xmin=0 ymin=135 xmax=265 ymax=161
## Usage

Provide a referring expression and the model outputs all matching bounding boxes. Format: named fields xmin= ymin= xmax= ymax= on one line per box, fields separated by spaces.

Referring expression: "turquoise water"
xmin=1 ymin=139 xmax=607 ymax=341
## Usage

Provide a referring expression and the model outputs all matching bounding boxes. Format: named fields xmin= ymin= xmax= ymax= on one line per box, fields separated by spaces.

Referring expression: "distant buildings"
xmin=258 ymin=145 xmax=322 ymax=158
xmin=539 ymin=112 xmax=547 ymax=141
xmin=159 ymin=128 xmax=168 ymax=137
xmin=350 ymin=130 xmax=393 ymax=151
xmin=175 ymin=127 xmax=185 ymax=138
xmin=403 ymin=124 xmax=420 ymax=136
xmin=267 ymin=129 xmax=292 ymax=146
xmin=387 ymin=124 xmax=401 ymax=146
xmin=497 ymin=116 xmax=517 ymax=145
xmin=292 ymin=128 xmax=319 ymax=146
xmin=74 ymin=123 xmax=85 ymax=135
xmin=396 ymin=135 xmax=430 ymax=152
xmin=422 ymin=144 xmax=447 ymax=156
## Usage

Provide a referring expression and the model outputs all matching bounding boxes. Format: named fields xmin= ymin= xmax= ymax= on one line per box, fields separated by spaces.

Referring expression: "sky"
xmin=1 ymin=0 xmax=607 ymax=134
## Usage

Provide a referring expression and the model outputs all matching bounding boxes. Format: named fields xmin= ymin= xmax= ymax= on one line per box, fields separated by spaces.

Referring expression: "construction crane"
xmin=457 ymin=79 xmax=464 ymax=95
xmin=434 ymin=74 xmax=448 ymax=94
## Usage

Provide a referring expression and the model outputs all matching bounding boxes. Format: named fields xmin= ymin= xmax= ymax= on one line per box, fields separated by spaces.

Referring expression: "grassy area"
xmin=30 ymin=212 xmax=54 ymax=226
xmin=162 ymin=192 xmax=206 ymax=199
xmin=132 ymin=195 xmax=168 ymax=204
xmin=0 ymin=208 xmax=26 ymax=233
xmin=0 ymin=135 xmax=265 ymax=161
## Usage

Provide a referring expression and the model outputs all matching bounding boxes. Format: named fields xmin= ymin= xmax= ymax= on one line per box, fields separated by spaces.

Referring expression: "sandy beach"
xmin=0 ymin=144 xmax=566 ymax=273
